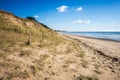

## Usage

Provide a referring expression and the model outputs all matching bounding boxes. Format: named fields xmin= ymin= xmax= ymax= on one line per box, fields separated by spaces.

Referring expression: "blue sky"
xmin=0 ymin=0 xmax=120 ymax=31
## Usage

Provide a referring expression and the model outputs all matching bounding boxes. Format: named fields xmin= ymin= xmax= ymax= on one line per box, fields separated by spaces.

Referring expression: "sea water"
xmin=64 ymin=32 xmax=120 ymax=41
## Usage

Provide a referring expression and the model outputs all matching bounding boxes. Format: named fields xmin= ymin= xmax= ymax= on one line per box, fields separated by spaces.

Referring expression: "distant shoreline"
xmin=67 ymin=34 xmax=120 ymax=42
xmin=60 ymin=32 xmax=120 ymax=42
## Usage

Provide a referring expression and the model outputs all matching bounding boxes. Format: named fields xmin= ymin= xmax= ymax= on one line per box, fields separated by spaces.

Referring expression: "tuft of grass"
xmin=76 ymin=50 xmax=85 ymax=58
xmin=86 ymin=76 xmax=99 ymax=80
xmin=65 ymin=60 xmax=76 ymax=67
xmin=20 ymin=49 xmax=33 ymax=57
xmin=92 ymin=57 xmax=96 ymax=59
xmin=30 ymin=65 xmax=39 ymax=76
xmin=65 ymin=60 xmax=75 ymax=64
xmin=76 ymin=75 xmax=99 ymax=80
xmin=0 ymin=52 xmax=6 ymax=58
xmin=41 ymin=54 xmax=49 ymax=60
xmin=94 ymin=64 xmax=100 ymax=70
xmin=81 ymin=59 xmax=89 ymax=68
xmin=4 ymin=70 xmax=31 ymax=80
xmin=94 ymin=70 xmax=102 ymax=74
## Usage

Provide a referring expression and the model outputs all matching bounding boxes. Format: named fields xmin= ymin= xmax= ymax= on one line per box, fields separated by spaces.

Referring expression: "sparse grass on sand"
xmin=0 ymin=10 xmax=101 ymax=80
xmin=0 ymin=28 xmax=100 ymax=80
xmin=76 ymin=74 xmax=99 ymax=80
xmin=81 ymin=59 xmax=89 ymax=68
xmin=0 ymin=21 xmax=99 ymax=80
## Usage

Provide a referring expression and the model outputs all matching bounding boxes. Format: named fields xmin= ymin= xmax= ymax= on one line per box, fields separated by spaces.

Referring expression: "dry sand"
xmin=0 ymin=33 xmax=120 ymax=80
xmin=64 ymin=34 xmax=120 ymax=59
xmin=63 ymin=34 xmax=120 ymax=80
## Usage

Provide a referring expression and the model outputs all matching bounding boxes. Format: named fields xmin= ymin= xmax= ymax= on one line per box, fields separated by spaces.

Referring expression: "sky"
xmin=0 ymin=0 xmax=120 ymax=31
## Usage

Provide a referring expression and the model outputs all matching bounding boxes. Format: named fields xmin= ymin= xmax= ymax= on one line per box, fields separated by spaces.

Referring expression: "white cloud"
xmin=73 ymin=19 xmax=90 ymax=24
xmin=76 ymin=7 xmax=83 ymax=11
xmin=57 ymin=5 xmax=68 ymax=12
xmin=112 ymin=21 xmax=117 ymax=24
xmin=34 ymin=15 xmax=39 ymax=18
xmin=84 ymin=20 xmax=90 ymax=24
xmin=73 ymin=19 xmax=83 ymax=24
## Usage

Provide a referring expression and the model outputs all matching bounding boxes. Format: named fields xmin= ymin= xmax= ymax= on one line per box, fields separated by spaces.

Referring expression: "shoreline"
xmin=61 ymin=33 xmax=120 ymax=80
xmin=62 ymin=33 xmax=120 ymax=59
xmin=63 ymin=33 xmax=120 ymax=42
xmin=73 ymin=34 xmax=120 ymax=42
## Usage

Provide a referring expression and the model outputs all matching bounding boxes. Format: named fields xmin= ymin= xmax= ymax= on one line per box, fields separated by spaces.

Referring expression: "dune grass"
xmin=0 ymin=10 xmax=100 ymax=80
xmin=0 ymin=23 xmax=64 ymax=48
xmin=81 ymin=59 xmax=89 ymax=68
xmin=76 ymin=75 xmax=99 ymax=80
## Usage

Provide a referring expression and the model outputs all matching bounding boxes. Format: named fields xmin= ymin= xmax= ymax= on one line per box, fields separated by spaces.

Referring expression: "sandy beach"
xmin=1 ymin=0 xmax=120 ymax=80
xmin=64 ymin=34 xmax=120 ymax=59
xmin=62 ymin=33 xmax=120 ymax=80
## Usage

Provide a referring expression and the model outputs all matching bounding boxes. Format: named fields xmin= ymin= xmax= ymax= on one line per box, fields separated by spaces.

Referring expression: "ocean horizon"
xmin=64 ymin=31 xmax=120 ymax=41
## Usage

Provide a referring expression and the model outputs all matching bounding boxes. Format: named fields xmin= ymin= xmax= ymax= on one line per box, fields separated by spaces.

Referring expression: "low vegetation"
xmin=76 ymin=50 xmax=85 ymax=58
xmin=20 ymin=49 xmax=33 ymax=57
xmin=75 ymin=74 xmax=99 ymax=80
xmin=81 ymin=59 xmax=89 ymax=68
xmin=0 ymin=10 xmax=99 ymax=80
